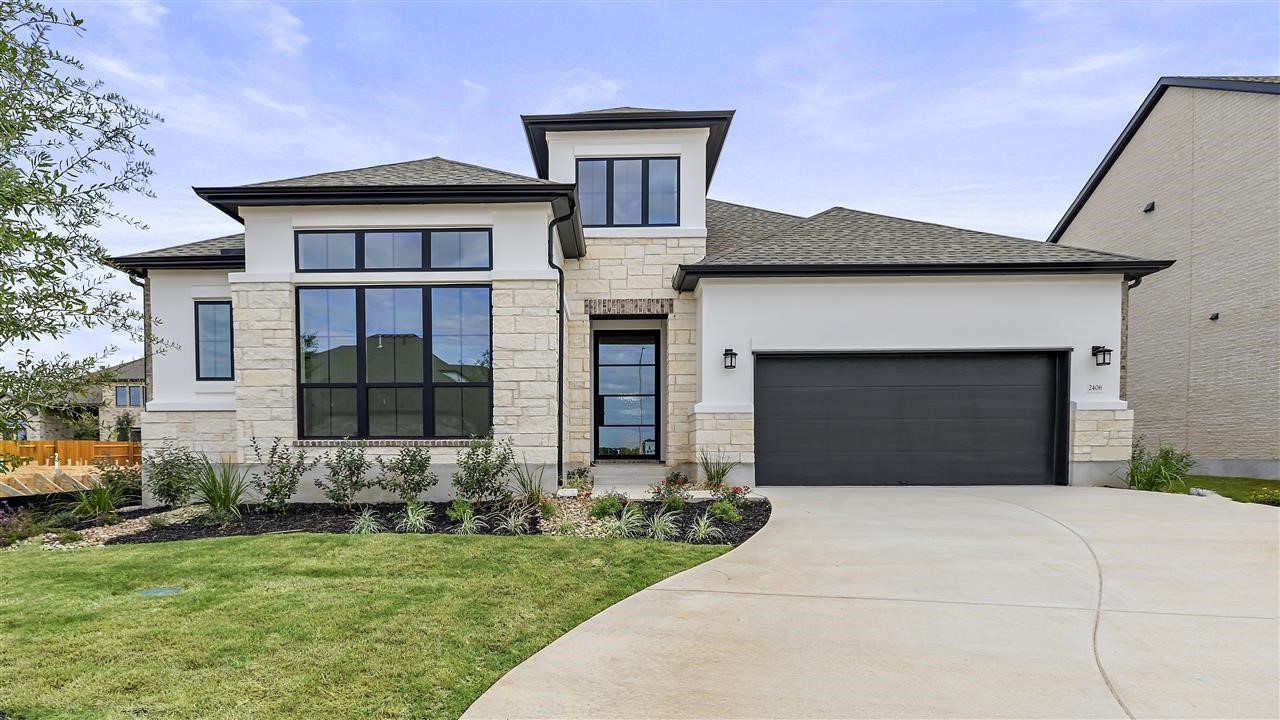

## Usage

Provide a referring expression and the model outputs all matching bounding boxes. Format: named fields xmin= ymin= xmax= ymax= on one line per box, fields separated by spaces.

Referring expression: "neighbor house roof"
xmin=190 ymin=156 xmax=585 ymax=259
xmin=674 ymin=206 xmax=1174 ymax=290
xmin=107 ymin=358 xmax=145 ymax=382
xmin=111 ymin=233 xmax=246 ymax=273
xmin=520 ymin=107 xmax=735 ymax=187
xmin=1047 ymin=75 xmax=1280 ymax=244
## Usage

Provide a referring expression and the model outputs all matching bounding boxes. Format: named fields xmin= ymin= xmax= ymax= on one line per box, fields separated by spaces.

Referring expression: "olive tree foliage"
xmin=0 ymin=1 xmax=160 ymax=466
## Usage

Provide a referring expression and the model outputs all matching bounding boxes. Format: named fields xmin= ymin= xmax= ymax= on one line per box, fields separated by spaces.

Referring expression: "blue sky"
xmin=17 ymin=0 xmax=1280 ymax=365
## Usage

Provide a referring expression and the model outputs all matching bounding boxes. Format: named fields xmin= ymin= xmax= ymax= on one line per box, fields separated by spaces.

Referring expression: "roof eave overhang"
xmin=1047 ymin=76 xmax=1280 ymax=243
xmin=520 ymin=110 xmax=735 ymax=188
xmin=191 ymin=183 xmax=586 ymax=260
xmin=672 ymin=260 xmax=1176 ymax=291
xmin=109 ymin=255 xmax=247 ymax=276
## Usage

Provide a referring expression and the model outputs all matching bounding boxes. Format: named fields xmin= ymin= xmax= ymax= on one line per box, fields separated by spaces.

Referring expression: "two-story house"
xmin=113 ymin=107 xmax=1171 ymax=500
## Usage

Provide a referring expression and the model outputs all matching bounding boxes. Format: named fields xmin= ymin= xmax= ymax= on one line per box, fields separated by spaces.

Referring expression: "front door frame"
xmin=593 ymin=329 xmax=661 ymax=461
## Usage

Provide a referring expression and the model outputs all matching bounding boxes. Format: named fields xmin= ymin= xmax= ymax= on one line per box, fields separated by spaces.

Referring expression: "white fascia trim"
xmin=229 ymin=272 xmax=291 ymax=283
xmin=585 ymin=227 xmax=707 ymax=239
xmin=693 ymin=402 xmax=754 ymax=414
xmin=145 ymin=399 xmax=238 ymax=412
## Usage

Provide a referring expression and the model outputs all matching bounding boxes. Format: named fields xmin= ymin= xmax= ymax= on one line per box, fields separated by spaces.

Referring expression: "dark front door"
xmin=754 ymin=352 xmax=1068 ymax=486
xmin=595 ymin=332 xmax=660 ymax=459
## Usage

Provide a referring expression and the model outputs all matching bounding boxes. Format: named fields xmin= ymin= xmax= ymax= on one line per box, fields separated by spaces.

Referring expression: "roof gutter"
xmin=673 ymin=259 xmax=1176 ymax=291
xmin=1047 ymin=76 xmax=1280 ymax=243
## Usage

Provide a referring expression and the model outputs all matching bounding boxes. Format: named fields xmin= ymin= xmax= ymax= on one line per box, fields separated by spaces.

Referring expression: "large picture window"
xmin=195 ymin=301 xmax=234 ymax=381
xmin=295 ymin=229 xmax=492 ymax=272
xmin=297 ymin=286 xmax=491 ymax=439
xmin=576 ymin=157 xmax=679 ymax=227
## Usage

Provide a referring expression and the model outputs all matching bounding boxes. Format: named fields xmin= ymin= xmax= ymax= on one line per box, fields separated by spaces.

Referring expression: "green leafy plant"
xmin=538 ymin=496 xmax=559 ymax=519
xmin=451 ymin=503 xmax=488 ymax=535
xmin=66 ymin=483 xmax=123 ymax=522
xmin=194 ymin=459 xmax=250 ymax=524
xmin=644 ymin=509 xmax=682 ymax=541
xmin=698 ymin=452 xmax=740 ymax=490
xmin=376 ymin=446 xmax=438 ymax=503
xmin=317 ymin=447 xmax=372 ymax=508
xmin=53 ymin=527 xmax=82 ymax=544
xmin=564 ymin=466 xmax=593 ymax=492
xmin=393 ymin=501 xmax=434 ymax=533
xmin=1246 ymin=488 xmax=1280 ymax=507
xmin=91 ymin=458 xmax=141 ymax=505
xmin=113 ymin=411 xmax=135 ymax=442
xmin=446 ymin=497 xmax=474 ymax=522
xmin=349 ymin=507 xmax=383 ymax=535
xmin=142 ymin=444 xmax=204 ymax=507
xmin=709 ymin=499 xmax=742 ymax=524
xmin=685 ymin=512 xmax=725 ymax=544
xmin=1126 ymin=438 xmax=1195 ymax=492
xmin=494 ymin=506 xmax=532 ymax=536
xmin=452 ymin=430 xmax=515 ymax=503
xmin=649 ymin=471 xmax=692 ymax=513
xmin=604 ymin=502 xmax=645 ymax=538
xmin=554 ymin=519 xmax=581 ymax=536
xmin=249 ymin=437 xmax=318 ymax=513
xmin=511 ymin=459 xmax=546 ymax=510
xmin=711 ymin=485 xmax=752 ymax=508
xmin=589 ymin=492 xmax=626 ymax=520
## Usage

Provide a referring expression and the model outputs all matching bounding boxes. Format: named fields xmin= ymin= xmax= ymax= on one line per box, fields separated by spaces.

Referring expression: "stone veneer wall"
xmin=692 ymin=412 xmax=754 ymax=464
xmin=562 ymin=236 xmax=704 ymax=468
xmin=1072 ymin=408 xmax=1135 ymax=463
xmin=490 ymin=279 xmax=559 ymax=464
xmin=231 ymin=281 xmax=297 ymax=460
xmin=141 ymin=410 xmax=237 ymax=458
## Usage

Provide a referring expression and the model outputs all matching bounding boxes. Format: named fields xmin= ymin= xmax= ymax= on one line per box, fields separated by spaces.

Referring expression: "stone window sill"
xmin=293 ymin=439 xmax=471 ymax=448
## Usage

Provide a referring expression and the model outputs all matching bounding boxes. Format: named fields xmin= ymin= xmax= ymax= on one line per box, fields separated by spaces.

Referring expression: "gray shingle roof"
xmin=580 ymin=106 xmax=677 ymax=114
xmin=107 ymin=358 xmax=145 ymax=381
xmin=1169 ymin=75 xmax=1279 ymax=84
xmin=705 ymin=199 xmax=802 ymax=258
xmin=114 ymin=233 xmax=244 ymax=261
xmin=696 ymin=206 xmax=1147 ymax=267
xmin=247 ymin=156 xmax=555 ymax=188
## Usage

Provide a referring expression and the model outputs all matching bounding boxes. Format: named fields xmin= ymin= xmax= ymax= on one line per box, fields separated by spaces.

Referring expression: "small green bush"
xmin=54 ymin=528 xmax=82 ymax=544
xmin=1246 ymin=488 xmax=1280 ymax=507
xmin=250 ymin=437 xmax=318 ymax=512
xmin=662 ymin=495 xmax=686 ymax=513
xmin=452 ymin=430 xmax=515 ymax=503
xmin=538 ymin=496 xmax=559 ymax=519
xmin=685 ymin=512 xmax=725 ymax=544
xmin=317 ymin=447 xmax=372 ymax=508
xmin=394 ymin=501 xmax=434 ymax=533
xmin=195 ymin=460 xmax=250 ymax=524
xmin=644 ymin=509 xmax=682 ymax=541
xmin=564 ymin=466 xmax=593 ymax=492
xmin=0 ymin=504 xmax=42 ymax=547
xmin=349 ymin=507 xmax=383 ymax=535
xmin=604 ymin=502 xmax=645 ymax=538
xmin=92 ymin=458 xmax=141 ymax=504
xmin=588 ymin=493 xmax=626 ymax=519
xmin=708 ymin=499 xmax=742 ymax=524
xmin=698 ymin=452 xmax=740 ymax=490
xmin=143 ymin=444 xmax=205 ymax=507
xmin=1126 ymin=438 xmax=1195 ymax=492
xmin=446 ymin=497 xmax=473 ymax=522
xmin=66 ymin=483 xmax=125 ymax=521
xmin=376 ymin=447 xmax=439 ymax=503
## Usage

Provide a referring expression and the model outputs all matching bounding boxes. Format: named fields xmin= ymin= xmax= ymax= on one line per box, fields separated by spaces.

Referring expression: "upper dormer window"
xmin=577 ymin=157 xmax=679 ymax=227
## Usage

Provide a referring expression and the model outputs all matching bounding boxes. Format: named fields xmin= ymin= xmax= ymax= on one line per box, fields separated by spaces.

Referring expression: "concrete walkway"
xmin=464 ymin=486 xmax=1279 ymax=719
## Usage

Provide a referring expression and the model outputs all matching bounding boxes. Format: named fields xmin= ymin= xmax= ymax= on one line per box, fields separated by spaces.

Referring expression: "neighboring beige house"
xmin=1050 ymin=76 xmax=1279 ymax=479
xmin=113 ymin=106 xmax=1171 ymax=502
xmin=99 ymin=358 xmax=146 ymax=441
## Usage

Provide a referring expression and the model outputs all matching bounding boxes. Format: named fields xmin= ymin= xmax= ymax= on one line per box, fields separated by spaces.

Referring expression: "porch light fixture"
xmin=1091 ymin=345 xmax=1113 ymax=366
xmin=723 ymin=348 xmax=738 ymax=370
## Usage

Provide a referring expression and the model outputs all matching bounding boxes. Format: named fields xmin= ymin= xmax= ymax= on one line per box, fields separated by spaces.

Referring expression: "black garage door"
xmin=754 ymin=352 xmax=1067 ymax=486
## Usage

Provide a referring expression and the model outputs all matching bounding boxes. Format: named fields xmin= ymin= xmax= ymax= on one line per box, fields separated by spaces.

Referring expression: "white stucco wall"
xmin=695 ymin=274 xmax=1127 ymax=410
xmin=147 ymin=269 xmax=235 ymax=412
xmin=544 ymin=128 xmax=709 ymax=237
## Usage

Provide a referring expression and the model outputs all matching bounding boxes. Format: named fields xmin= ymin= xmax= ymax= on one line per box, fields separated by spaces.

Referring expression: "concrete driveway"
xmin=464 ymin=486 xmax=1279 ymax=719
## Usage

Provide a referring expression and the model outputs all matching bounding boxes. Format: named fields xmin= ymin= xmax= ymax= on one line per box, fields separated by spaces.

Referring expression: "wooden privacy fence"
xmin=0 ymin=440 xmax=141 ymax=467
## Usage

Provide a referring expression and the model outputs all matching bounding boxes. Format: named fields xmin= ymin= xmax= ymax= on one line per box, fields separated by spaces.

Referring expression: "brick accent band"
xmin=584 ymin=297 xmax=674 ymax=317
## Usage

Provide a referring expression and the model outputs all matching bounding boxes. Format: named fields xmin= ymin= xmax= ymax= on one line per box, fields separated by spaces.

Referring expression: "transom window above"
xmin=577 ymin=157 xmax=679 ymax=227
xmin=295 ymin=229 xmax=492 ymax=272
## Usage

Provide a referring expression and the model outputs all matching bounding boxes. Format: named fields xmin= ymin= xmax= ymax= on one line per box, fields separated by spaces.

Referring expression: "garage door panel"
xmin=754 ymin=353 xmax=1062 ymax=486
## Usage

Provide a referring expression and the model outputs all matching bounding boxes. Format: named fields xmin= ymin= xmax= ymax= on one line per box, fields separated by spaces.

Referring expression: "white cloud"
xmin=461 ymin=79 xmax=490 ymax=111
xmin=119 ymin=0 xmax=169 ymax=27
xmin=1021 ymin=48 xmax=1151 ymax=83
xmin=243 ymin=88 xmax=306 ymax=116
xmin=535 ymin=70 xmax=624 ymax=113
xmin=217 ymin=1 xmax=310 ymax=57
xmin=83 ymin=52 xmax=168 ymax=91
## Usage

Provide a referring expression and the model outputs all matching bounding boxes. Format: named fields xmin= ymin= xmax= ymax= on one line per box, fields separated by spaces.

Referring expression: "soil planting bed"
xmin=627 ymin=499 xmax=771 ymax=545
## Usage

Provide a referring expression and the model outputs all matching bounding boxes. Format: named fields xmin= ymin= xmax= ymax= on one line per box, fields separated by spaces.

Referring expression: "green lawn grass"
xmin=1175 ymin=475 xmax=1280 ymax=503
xmin=0 ymin=533 xmax=726 ymax=720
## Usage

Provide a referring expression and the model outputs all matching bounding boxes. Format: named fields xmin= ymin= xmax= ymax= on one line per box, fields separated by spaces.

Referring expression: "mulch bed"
xmin=106 ymin=502 xmax=521 ymax=545
xmin=106 ymin=498 xmax=771 ymax=547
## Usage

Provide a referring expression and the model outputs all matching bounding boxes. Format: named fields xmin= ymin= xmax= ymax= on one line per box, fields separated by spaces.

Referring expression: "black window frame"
xmin=576 ymin=157 xmax=681 ymax=228
xmin=294 ymin=229 xmax=494 ymax=273
xmin=194 ymin=300 xmax=235 ymax=381
xmin=593 ymin=330 xmax=662 ymax=460
xmin=294 ymin=284 xmax=494 ymax=440
xmin=114 ymin=385 xmax=143 ymax=407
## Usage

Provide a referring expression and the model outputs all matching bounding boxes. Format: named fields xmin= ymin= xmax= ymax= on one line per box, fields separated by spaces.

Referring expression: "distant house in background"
xmin=1050 ymin=76 xmax=1279 ymax=480
xmin=7 ymin=358 xmax=145 ymax=441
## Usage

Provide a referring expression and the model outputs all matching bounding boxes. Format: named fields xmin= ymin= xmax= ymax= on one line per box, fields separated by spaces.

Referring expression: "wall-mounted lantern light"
xmin=723 ymin=348 xmax=738 ymax=370
xmin=1091 ymin=345 xmax=1113 ymax=367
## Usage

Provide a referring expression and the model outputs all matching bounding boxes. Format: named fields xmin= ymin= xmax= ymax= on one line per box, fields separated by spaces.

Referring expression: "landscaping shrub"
xmin=588 ymin=492 xmax=626 ymax=519
xmin=450 ymin=502 xmax=488 ymax=535
xmin=195 ymin=459 xmax=250 ymax=524
xmin=685 ymin=512 xmax=725 ymax=544
xmin=698 ymin=452 xmax=740 ymax=490
xmin=394 ymin=501 xmax=434 ymax=532
xmin=376 ymin=446 xmax=439 ymax=503
xmin=644 ymin=509 xmax=682 ymax=541
xmin=143 ymin=444 xmax=205 ymax=507
xmin=453 ymin=431 xmax=515 ymax=503
xmin=604 ymin=502 xmax=645 ymax=538
xmin=511 ymin=458 xmax=546 ymax=510
xmin=711 ymin=485 xmax=752 ymax=508
xmin=349 ymin=507 xmax=383 ymax=535
xmin=54 ymin=528 xmax=82 ymax=544
xmin=1126 ymin=438 xmax=1195 ymax=492
xmin=113 ymin=411 xmax=135 ymax=442
xmin=0 ymin=503 xmax=42 ymax=547
xmin=538 ymin=496 xmax=559 ymax=519
xmin=66 ymin=483 xmax=124 ymax=522
xmin=446 ymin=497 xmax=474 ymax=522
xmin=564 ymin=465 xmax=593 ymax=492
xmin=1246 ymin=488 xmax=1280 ymax=507
xmin=92 ymin=458 xmax=141 ymax=505
xmin=649 ymin=471 xmax=691 ymax=511
xmin=709 ymin=499 xmax=742 ymax=524
xmin=317 ymin=447 xmax=372 ymax=508
xmin=494 ymin=506 xmax=532 ymax=535
xmin=249 ymin=437 xmax=318 ymax=512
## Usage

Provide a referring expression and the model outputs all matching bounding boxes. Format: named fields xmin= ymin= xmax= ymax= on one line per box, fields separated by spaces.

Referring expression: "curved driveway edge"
xmin=464 ymin=487 xmax=1279 ymax=719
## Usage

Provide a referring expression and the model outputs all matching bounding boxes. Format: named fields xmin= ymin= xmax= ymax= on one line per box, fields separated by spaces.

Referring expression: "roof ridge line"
xmin=699 ymin=206 xmax=836 ymax=264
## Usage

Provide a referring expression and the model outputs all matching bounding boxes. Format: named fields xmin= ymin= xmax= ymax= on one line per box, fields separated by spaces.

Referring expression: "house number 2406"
xmin=1088 ymin=384 xmax=1104 ymax=393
